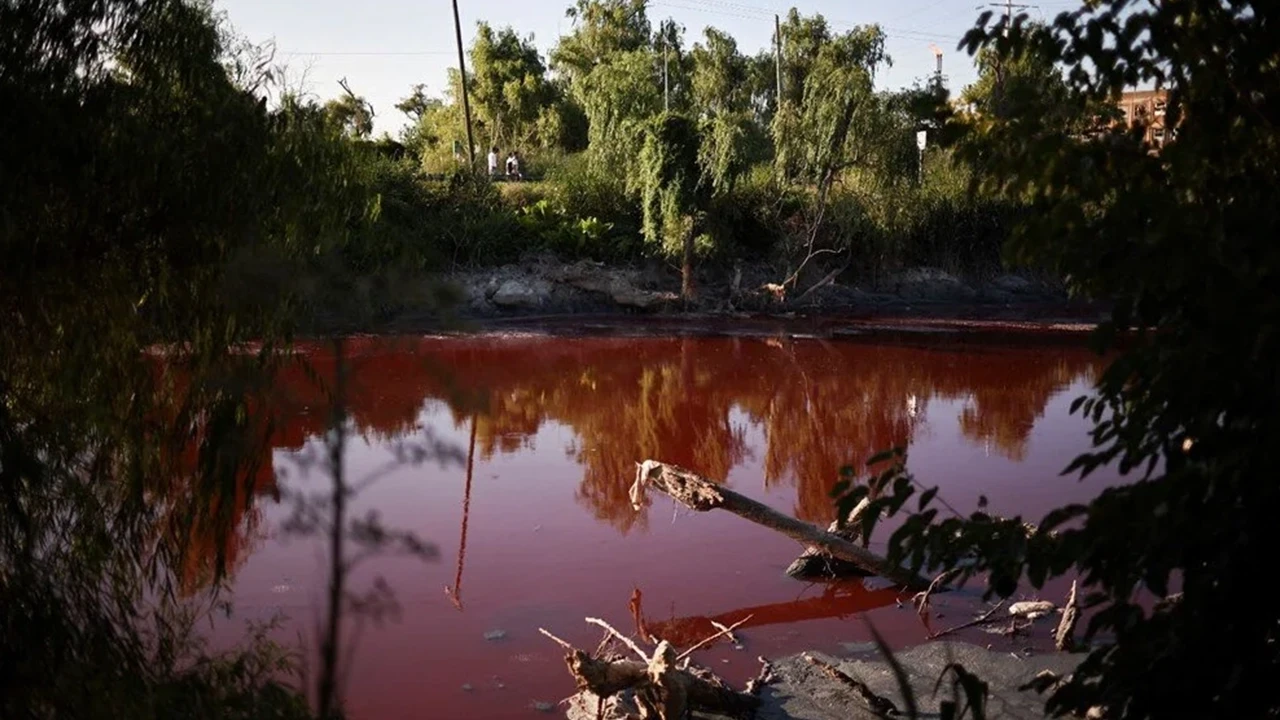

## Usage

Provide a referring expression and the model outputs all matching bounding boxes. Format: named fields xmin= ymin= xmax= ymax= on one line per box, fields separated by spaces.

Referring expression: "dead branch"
xmin=786 ymin=496 xmax=878 ymax=579
xmin=1054 ymin=581 xmax=1080 ymax=651
xmin=587 ymin=617 xmax=650 ymax=662
xmin=745 ymin=656 xmax=776 ymax=695
xmin=913 ymin=567 xmax=963 ymax=621
xmin=791 ymin=259 xmax=851 ymax=307
xmin=550 ymin=643 xmax=759 ymax=720
xmin=804 ymin=654 xmax=900 ymax=717
xmin=633 ymin=460 xmax=930 ymax=590
xmin=676 ymin=614 xmax=754 ymax=661
xmin=709 ymin=620 xmax=740 ymax=645
xmin=927 ymin=600 xmax=1007 ymax=640
xmin=540 ymin=627 xmax=575 ymax=651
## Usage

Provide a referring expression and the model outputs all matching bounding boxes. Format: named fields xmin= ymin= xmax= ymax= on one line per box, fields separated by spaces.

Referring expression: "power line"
xmin=650 ymin=0 xmax=959 ymax=43
xmin=281 ymin=50 xmax=453 ymax=57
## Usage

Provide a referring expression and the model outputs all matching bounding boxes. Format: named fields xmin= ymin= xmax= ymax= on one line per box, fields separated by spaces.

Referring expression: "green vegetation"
xmin=7 ymin=0 xmax=1275 ymax=718
xmin=348 ymin=0 xmax=1027 ymax=285
xmin=0 ymin=1 xmax=444 ymax=717
xmin=838 ymin=1 xmax=1280 ymax=718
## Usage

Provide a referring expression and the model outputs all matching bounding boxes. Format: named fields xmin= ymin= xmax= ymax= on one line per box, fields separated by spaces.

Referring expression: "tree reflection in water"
xmin=171 ymin=333 xmax=1102 ymax=592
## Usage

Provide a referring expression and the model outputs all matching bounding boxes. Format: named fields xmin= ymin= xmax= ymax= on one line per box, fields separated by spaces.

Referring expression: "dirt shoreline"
xmin=332 ymin=259 xmax=1110 ymax=339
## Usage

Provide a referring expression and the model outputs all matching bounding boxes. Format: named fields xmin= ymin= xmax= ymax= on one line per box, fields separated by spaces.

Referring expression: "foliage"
xmin=638 ymin=113 xmax=706 ymax=296
xmin=468 ymin=23 xmax=557 ymax=149
xmin=578 ymin=48 xmax=664 ymax=176
xmin=0 ymin=0 xmax=388 ymax=716
xmin=772 ymin=22 xmax=889 ymax=183
xmin=690 ymin=27 xmax=750 ymax=118
xmin=516 ymin=199 xmax=624 ymax=260
xmin=836 ymin=1 xmax=1280 ymax=718
xmin=323 ymin=81 xmax=375 ymax=139
xmin=551 ymin=0 xmax=651 ymax=92
xmin=544 ymin=152 xmax=642 ymax=240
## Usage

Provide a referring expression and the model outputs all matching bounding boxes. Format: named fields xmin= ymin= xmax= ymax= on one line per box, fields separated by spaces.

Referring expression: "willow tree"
xmin=637 ymin=113 xmax=703 ymax=301
xmin=468 ymin=23 xmax=556 ymax=148
xmin=551 ymin=0 xmax=651 ymax=94
xmin=0 ymin=0 xmax=381 ymax=716
xmin=577 ymin=48 xmax=663 ymax=175
xmin=771 ymin=23 xmax=891 ymax=287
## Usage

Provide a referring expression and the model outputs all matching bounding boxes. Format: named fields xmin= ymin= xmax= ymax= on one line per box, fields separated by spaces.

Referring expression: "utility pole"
xmin=663 ymin=37 xmax=670 ymax=112
xmin=774 ymin=14 xmax=783 ymax=105
xmin=451 ymin=0 xmax=476 ymax=170
xmin=980 ymin=0 xmax=1035 ymax=117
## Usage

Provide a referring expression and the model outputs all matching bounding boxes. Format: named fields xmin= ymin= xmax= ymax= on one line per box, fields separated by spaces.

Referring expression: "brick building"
xmin=1115 ymin=89 xmax=1171 ymax=147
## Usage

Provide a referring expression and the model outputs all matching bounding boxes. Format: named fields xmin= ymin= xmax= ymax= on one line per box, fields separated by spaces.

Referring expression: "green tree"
xmin=551 ymin=0 xmax=651 ymax=94
xmin=959 ymin=20 xmax=1099 ymax=132
xmin=0 ymin=1 xmax=392 ymax=716
xmin=468 ymin=23 xmax=556 ymax=148
xmin=395 ymin=83 xmax=438 ymax=122
xmin=577 ymin=48 xmax=663 ymax=175
xmin=772 ymin=22 xmax=889 ymax=182
xmin=638 ymin=113 xmax=703 ymax=300
xmin=690 ymin=27 xmax=749 ymax=118
xmin=324 ymin=78 xmax=375 ymax=138
xmin=846 ymin=2 xmax=1280 ymax=718
xmin=776 ymin=9 xmax=833 ymax=108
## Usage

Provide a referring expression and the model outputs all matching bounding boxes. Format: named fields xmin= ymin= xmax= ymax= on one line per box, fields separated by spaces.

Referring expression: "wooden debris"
xmin=928 ymin=600 xmax=1008 ymax=640
xmin=587 ymin=617 xmax=650 ymax=661
xmin=1019 ymin=669 xmax=1067 ymax=694
xmin=542 ymin=621 xmax=759 ymax=720
xmin=631 ymin=460 xmax=931 ymax=590
xmin=1009 ymin=600 xmax=1057 ymax=620
xmin=709 ymin=620 xmax=740 ymax=645
xmin=676 ymin=614 xmax=753 ymax=661
xmin=745 ymin=656 xmax=776 ymax=695
xmin=804 ymin=654 xmax=901 ymax=717
xmin=786 ymin=496 xmax=875 ymax=579
xmin=913 ymin=567 xmax=963 ymax=621
xmin=1054 ymin=581 xmax=1080 ymax=651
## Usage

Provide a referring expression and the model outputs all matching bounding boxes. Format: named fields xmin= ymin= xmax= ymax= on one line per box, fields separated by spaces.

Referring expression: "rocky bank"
xmin=444 ymin=256 xmax=1084 ymax=320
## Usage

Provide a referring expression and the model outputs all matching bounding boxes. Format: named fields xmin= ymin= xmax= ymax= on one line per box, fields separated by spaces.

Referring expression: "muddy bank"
xmin=440 ymin=257 xmax=1101 ymax=324
xmin=563 ymin=641 xmax=1083 ymax=720
xmin=749 ymin=641 xmax=1081 ymax=720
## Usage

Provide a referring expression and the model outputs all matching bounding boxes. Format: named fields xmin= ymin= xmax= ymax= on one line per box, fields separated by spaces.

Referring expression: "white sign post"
xmin=916 ymin=130 xmax=927 ymax=183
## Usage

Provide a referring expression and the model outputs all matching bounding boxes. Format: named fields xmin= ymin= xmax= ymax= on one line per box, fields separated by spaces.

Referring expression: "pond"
xmin=206 ymin=329 xmax=1110 ymax=719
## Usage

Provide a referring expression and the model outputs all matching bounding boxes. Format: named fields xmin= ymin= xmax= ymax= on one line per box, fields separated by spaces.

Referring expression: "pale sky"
xmin=216 ymin=0 xmax=1082 ymax=135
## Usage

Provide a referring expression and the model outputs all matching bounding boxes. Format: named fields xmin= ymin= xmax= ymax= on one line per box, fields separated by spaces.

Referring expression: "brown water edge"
xmin=193 ymin=330 xmax=1117 ymax=720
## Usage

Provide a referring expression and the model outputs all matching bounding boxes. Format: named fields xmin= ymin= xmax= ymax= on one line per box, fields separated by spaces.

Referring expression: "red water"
xmin=205 ymin=331 xmax=1111 ymax=719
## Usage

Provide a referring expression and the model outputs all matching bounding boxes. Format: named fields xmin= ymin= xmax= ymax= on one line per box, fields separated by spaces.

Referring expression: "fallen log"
xmin=786 ymin=496 xmax=874 ymax=579
xmin=542 ymin=630 xmax=759 ymax=720
xmin=631 ymin=460 xmax=931 ymax=590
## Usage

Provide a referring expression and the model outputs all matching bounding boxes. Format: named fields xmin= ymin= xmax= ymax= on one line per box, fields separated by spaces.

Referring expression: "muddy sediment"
xmin=564 ymin=642 xmax=1083 ymax=720
xmin=440 ymin=257 xmax=1103 ymax=325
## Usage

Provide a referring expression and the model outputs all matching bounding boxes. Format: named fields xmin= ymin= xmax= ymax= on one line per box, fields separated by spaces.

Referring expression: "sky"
xmin=215 ymin=0 xmax=1082 ymax=136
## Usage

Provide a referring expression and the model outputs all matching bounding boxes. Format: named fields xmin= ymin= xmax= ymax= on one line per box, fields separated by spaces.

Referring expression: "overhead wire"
xmin=649 ymin=0 xmax=962 ymax=44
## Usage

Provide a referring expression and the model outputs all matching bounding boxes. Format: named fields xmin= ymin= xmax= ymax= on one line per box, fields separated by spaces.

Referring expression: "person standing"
xmin=487 ymin=146 xmax=499 ymax=178
xmin=510 ymin=150 xmax=523 ymax=181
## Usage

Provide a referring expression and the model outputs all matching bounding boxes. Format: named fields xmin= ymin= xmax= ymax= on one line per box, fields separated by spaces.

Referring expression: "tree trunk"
xmin=681 ymin=226 xmax=695 ymax=302
xmin=631 ymin=460 xmax=931 ymax=590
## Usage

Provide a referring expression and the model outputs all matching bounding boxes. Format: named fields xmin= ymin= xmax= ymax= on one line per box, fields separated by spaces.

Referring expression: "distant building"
xmin=1115 ymin=89 xmax=1171 ymax=148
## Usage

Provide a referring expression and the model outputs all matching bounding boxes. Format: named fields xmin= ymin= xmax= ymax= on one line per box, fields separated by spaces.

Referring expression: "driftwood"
xmin=804 ymin=654 xmax=901 ymax=717
xmin=786 ymin=496 xmax=875 ymax=580
xmin=541 ymin=626 xmax=759 ymax=720
xmin=927 ymin=600 xmax=1007 ymax=640
xmin=1055 ymin=581 xmax=1079 ymax=651
xmin=632 ymin=460 xmax=931 ymax=590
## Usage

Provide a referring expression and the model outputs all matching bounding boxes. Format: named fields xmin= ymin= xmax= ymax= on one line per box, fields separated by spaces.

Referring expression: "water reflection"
xmin=637 ymin=582 xmax=905 ymax=648
xmin=174 ymin=333 xmax=1102 ymax=589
